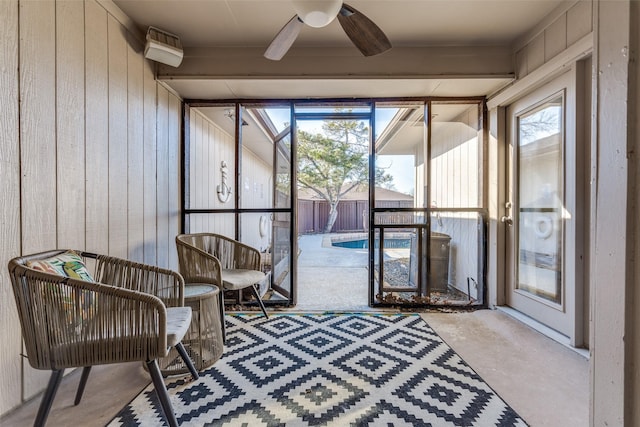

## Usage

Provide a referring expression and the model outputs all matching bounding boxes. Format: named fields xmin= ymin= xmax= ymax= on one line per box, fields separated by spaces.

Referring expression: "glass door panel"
xmin=505 ymin=69 xmax=579 ymax=341
xmin=517 ymin=96 xmax=563 ymax=304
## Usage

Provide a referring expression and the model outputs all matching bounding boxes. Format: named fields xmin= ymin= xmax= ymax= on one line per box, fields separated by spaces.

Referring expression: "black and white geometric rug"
xmin=109 ymin=313 xmax=527 ymax=426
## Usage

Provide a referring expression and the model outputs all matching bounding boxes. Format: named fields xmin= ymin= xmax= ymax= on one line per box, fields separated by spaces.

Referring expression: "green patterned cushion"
xmin=27 ymin=250 xmax=94 ymax=282
xmin=27 ymin=251 xmax=96 ymax=335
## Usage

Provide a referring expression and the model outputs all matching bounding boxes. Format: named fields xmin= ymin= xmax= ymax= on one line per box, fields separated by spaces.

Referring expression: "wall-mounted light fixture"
xmin=144 ymin=26 xmax=183 ymax=67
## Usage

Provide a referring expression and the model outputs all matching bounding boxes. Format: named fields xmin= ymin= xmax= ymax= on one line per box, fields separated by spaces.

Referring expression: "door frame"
xmin=503 ymin=66 xmax=586 ymax=345
xmin=181 ymin=97 xmax=489 ymax=310
xmin=292 ymin=104 xmax=374 ymax=305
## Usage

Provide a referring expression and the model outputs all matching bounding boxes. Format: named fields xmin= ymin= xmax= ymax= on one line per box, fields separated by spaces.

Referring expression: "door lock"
xmin=501 ymin=216 xmax=513 ymax=226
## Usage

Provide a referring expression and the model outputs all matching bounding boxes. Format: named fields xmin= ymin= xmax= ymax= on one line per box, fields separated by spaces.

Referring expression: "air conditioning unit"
xmin=144 ymin=26 xmax=183 ymax=67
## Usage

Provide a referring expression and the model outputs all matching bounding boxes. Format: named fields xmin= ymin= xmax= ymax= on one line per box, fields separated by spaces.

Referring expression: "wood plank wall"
xmin=0 ymin=0 xmax=182 ymax=414
xmin=186 ymin=107 xmax=273 ymax=251
xmin=188 ymin=108 xmax=237 ymax=236
xmin=0 ymin=0 xmax=23 ymax=415
xmin=19 ymin=0 xmax=59 ymax=398
xmin=515 ymin=1 xmax=592 ymax=78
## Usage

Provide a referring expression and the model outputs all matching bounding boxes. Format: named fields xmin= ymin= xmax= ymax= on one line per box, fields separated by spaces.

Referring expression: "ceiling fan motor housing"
xmin=292 ymin=0 xmax=343 ymax=27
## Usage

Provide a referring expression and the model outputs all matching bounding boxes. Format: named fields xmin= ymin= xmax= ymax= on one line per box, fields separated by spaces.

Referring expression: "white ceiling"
xmin=167 ymin=77 xmax=514 ymax=99
xmin=113 ymin=0 xmax=564 ymax=99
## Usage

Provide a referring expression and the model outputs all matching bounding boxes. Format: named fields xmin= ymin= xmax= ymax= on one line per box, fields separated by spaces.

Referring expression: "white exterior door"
xmin=504 ymin=69 xmax=584 ymax=344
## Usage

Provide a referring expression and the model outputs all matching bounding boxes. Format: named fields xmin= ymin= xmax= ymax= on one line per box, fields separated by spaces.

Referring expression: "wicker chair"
xmin=8 ymin=250 xmax=199 ymax=427
xmin=176 ymin=233 xmax=269 ymax=338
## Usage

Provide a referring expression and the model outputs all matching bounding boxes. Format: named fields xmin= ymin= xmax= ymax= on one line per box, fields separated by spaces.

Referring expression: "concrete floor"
xmin=422 ymin=310 xmax=589 ymax=426
xmin=296 ymin=234 xmax=371 ymax=311
xmin=0 ymin=311 xmax=589 ymax=427
xmin=1 ymin=235 xmax=589 ymax=426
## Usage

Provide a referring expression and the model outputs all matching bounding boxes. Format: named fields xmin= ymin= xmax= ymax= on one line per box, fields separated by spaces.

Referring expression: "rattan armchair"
xmin=8 ymin=250 xmax=199 ymax=427
xmin=176 ymin=233 xmax=269 ymax=338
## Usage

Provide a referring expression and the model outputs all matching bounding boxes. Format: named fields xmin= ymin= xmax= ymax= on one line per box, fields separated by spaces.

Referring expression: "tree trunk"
xmin=324 ymin=203 xmax=339 ymax=233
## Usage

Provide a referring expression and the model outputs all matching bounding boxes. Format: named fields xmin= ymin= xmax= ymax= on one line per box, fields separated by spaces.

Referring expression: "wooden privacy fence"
xmin=297 ymin=199 xmax=413 ymax=234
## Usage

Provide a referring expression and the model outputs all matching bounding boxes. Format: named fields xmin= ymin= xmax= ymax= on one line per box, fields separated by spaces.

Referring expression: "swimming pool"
xmin=331 ymin=238 xmax=411 ymax=249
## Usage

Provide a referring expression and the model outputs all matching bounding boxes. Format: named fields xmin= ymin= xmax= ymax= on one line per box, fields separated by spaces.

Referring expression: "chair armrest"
xmin=206 ymin=234 xmax=261 ymax=271
xmin=10 ymin=268 xmax=168 ymax=370
xmin=84 ymin=252 xmax=184 ymax=307
xmin=229 ymin=240 xmax=262 ymax=271
xmin=175 ymin=239 xmax=223 ymax=286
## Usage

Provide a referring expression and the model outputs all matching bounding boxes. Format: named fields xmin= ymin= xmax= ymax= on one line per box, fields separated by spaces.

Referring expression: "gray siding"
xmin=0 ymin=0 xmax=182 ymax=414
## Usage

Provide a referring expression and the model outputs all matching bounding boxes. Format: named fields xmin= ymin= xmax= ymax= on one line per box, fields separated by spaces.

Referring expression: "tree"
xmin=519 ymin=107 xmax=561 ymax=145
xmin=297 ymin=118 xmax=393 ymax=233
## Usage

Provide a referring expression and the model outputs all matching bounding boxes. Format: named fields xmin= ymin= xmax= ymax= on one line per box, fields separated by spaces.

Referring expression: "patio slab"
xmin=296 ymin=234 xmax=371 ymax=311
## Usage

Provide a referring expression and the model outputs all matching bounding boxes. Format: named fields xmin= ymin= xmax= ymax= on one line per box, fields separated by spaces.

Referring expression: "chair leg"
xmin=34 ymin=369 xmax=64 ymax=427
xmin=251 ymin=283 xmax=269 ymax=319
xmin=74 ymin=366 xmax=92 ymax=405
xmin=219 ymin=289 xmax=227 ymax=343
xmin=146 ymin=359 xmax=178 ymax=427
xmin=174 ymin=342 xmax=199 ymax=380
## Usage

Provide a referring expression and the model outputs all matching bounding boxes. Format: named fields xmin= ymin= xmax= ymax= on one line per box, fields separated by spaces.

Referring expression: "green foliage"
xmin=297 ymin=116 xmax=393 ymax=232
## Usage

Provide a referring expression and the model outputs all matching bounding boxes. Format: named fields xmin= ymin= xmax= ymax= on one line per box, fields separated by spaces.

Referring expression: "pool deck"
xmin=296 ymin=233 xmax=372 ymax=311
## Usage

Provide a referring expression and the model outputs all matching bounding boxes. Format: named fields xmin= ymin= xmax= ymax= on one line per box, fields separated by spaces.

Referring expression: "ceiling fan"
xmin=264 ymin=0 xmax=392 ymax=61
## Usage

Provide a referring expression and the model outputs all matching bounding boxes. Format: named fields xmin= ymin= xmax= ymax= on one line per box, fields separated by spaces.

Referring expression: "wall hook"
xmin=216 ymin=161 xmax=232 ymax=203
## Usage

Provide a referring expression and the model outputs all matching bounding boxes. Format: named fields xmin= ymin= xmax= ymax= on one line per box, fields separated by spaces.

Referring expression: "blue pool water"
xmin=332 ymin=238 xmax=411 ymax=249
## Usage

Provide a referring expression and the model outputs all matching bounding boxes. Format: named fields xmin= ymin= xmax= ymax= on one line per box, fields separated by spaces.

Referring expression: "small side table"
xmin=160 ymin=284 xmax=224 ymax=376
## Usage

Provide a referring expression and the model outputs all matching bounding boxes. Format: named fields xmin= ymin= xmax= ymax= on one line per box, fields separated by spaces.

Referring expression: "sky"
xmin=263 ymin=106 xmax=415 ymax=195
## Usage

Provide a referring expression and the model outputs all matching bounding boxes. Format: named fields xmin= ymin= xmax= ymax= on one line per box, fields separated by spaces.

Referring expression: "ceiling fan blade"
xmin=337 ymin=3 xmax=391 ymax=57
xmin=264 ymin=15 xmax=304 ymax=61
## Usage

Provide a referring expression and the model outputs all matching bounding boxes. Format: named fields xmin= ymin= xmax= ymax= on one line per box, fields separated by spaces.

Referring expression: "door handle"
xmin=501 ymin=216 xmax=513 ymax=226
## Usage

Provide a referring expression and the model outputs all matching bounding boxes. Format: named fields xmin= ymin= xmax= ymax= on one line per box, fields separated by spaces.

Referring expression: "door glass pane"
xmin=517 ymin=95 xmax=563 ymax=304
